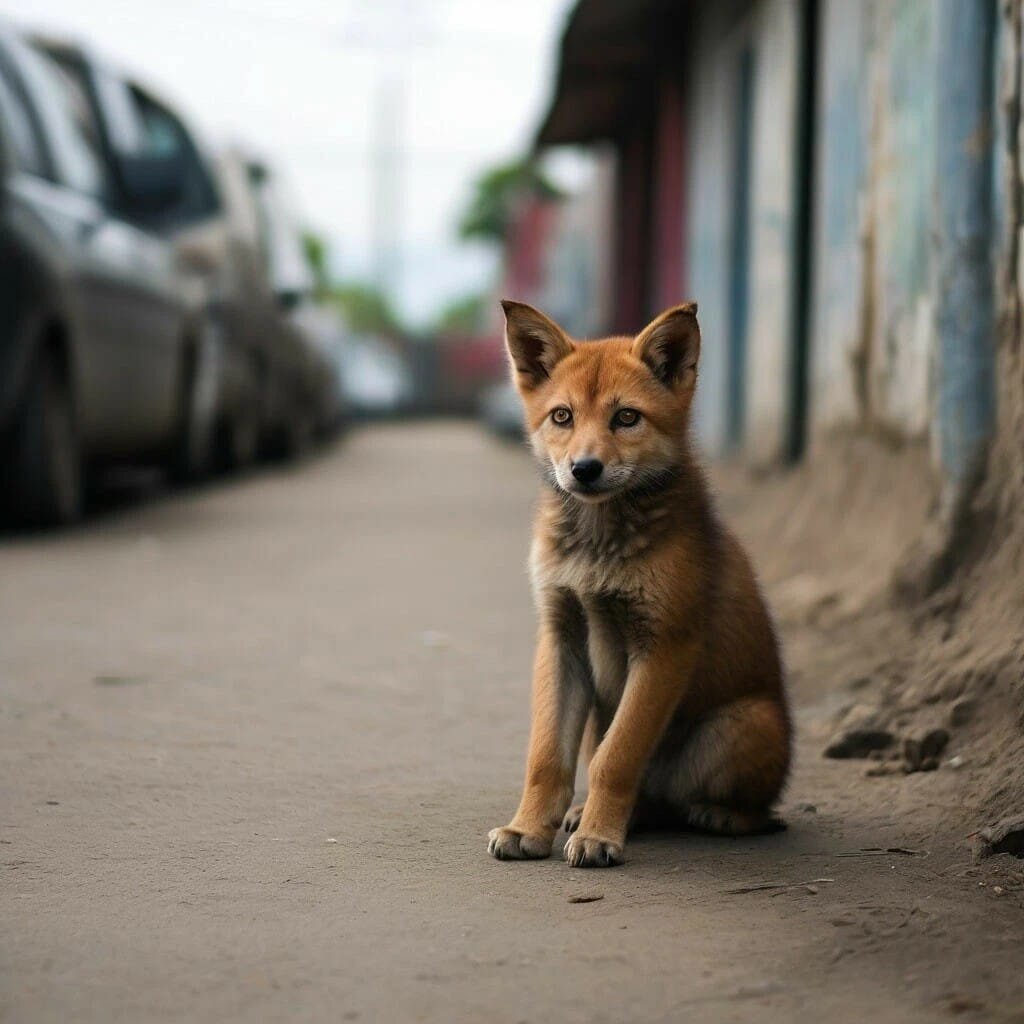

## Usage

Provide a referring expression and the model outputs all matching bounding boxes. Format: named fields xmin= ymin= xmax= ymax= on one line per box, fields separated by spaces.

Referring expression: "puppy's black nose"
xmin=571 ymin=458 xmax=604 ymax=484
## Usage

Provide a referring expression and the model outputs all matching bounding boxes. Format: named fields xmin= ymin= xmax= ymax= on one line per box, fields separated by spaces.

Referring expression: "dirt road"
xmin=2 ymin=423 xmax=1021 ymax=1023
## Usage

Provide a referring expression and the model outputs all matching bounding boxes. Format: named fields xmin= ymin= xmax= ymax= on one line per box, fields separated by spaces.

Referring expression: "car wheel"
xmin=281 ymin=404 xmax=315 ymax=459
xmin=169 ymin=330 xmax=219 ymax=483
xmin=222 ymin=406 xmax=260 ymax=471
xmin=1 ymin=345 xmax=82 ymax=526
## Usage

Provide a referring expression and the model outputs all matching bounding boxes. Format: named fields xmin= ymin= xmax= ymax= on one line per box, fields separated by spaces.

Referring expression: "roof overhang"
xmin=535 ymin=0 xmax=681 ymax=147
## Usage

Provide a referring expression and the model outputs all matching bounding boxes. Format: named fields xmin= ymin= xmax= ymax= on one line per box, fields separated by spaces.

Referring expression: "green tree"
xmin=457 ymin=158 xmax=563 ymax=244
xmin=301 ymin=230 xmax=330 ymax=298
xmin=331 ymin=282 xmax=403 ymax=336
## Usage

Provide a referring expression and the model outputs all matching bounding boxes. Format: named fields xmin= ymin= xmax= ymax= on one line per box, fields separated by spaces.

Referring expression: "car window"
xmin=9 ymin=40 xmax=107 ymax=198
xmin=125 ymin=87 xmax=220 ymax=225
xmin=0 ymin=56 xmax=48 ymax=177
xmin=132 ymin=91 xmax=185 ymax=158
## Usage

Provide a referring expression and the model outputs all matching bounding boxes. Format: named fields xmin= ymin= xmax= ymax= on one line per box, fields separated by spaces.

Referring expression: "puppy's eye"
xmin=612 ymin=408 xmax=640 ymax=428
xmin=551 ymin=407 xmax=573 ymax=427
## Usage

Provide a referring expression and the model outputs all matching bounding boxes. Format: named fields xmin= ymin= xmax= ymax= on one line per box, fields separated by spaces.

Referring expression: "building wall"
xmin=540 ymin=149 xmax=617 ymax=338
xmin=811 ymin=0 xmax=939 ymax=444
xmin=684 ymin=8 xmax=744 ymax=455
xmin=745 ymin=0 xmax=801 ymax=462
xmin=534 ymin=0 xmax=1014 ymax=488
xmin=682 ymin=0 xmax=802 ymax=460
xmin=810 ymin=0 xmax=870 ymax=431
xmin=651 ymin=71 xmax=688 ymax=313
xmin=681 ymin=0 xmax=980 ymax=466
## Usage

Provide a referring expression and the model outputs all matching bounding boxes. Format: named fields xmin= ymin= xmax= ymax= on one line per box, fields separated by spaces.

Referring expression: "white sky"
xmin=3 ymin=0 xmax=576 ymax=326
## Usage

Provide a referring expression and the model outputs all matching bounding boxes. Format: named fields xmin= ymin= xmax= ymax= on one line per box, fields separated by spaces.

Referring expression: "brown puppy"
xmin=488 ymin=300 xmax=791 ymax=868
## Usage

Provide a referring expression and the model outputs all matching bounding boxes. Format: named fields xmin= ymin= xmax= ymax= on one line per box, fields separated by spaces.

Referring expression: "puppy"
xmin=488 ymin=300 xmax=791 ymax=868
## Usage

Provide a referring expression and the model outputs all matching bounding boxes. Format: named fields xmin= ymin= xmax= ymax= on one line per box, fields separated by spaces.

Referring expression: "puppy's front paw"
xmin=563 ymin=832 xmax=624 ymax=868
xmin=488 ymin=826 xmax=552 ymax=861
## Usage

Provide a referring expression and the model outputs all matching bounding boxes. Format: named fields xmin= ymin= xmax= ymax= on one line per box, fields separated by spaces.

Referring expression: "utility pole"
xmin=371 ymin=76 xmax=403 ymax=302
xmin=342 ymin=0 xmax=431 ymax=315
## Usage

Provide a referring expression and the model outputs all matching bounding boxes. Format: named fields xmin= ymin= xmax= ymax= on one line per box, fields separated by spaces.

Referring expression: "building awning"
xmin=535 ymin=0 xmax=682 ymax=147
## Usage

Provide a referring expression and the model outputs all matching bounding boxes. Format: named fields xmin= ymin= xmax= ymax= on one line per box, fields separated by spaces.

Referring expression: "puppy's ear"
xmin=501 ymin=300 xmax=573 ymax=391
xmin=632 ymin=303 xmax=700 ymax=387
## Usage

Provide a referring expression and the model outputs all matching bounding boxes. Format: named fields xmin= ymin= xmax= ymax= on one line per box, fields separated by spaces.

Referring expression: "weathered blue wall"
xmin=932 ymin=0 xmax=996 ymax=488
xmin=809 ymin=0 xmax=999 ymax=490
xmin=548 ymin=0 xmax=1008 ymax=484
xmin=811 ymin=0 xmax=870 ymax=430
xmin=811 ymin=0 xmax=938 ymax=441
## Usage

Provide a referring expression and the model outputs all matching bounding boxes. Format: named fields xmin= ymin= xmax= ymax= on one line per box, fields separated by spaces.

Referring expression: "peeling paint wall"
xmin=811 ymin=0 xmax=940 ymax=442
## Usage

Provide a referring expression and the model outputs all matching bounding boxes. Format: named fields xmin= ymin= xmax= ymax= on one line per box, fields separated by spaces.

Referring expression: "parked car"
xmin=224 ymin=151 xmax=345 ymax=449
xmin=338 ymin=335 xmax=413 ymax=418
xmin=30 ymin=37 xmax=270 ymax=471
xmin=0 ymin=23 xmax=214 ymax=525
xmin=478 ymin=381 xmax=524 ymax=441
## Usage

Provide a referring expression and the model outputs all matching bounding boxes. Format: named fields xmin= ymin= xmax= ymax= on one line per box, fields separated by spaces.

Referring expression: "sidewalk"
xmin=1 ymin=422 xmax=1020 ymax=1023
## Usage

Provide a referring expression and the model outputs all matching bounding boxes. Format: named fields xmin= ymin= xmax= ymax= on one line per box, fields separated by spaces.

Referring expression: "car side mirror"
xmin=117 ymin=152 xmax=187 ymax=213
xmin=276 ymin=288 xmax=304 ymax=311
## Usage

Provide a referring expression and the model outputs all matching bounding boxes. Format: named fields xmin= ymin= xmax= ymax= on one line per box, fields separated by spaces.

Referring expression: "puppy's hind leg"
xmin=660 ymin=697 xmax=791 ymax=836
xmin=562 ymin=711 xmax=601 ymax=834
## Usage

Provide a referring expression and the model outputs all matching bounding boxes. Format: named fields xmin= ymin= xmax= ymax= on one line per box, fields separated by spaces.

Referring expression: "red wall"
xmin=611 ymin=69 xmax=687 ymax=333
xmin=612 ymin=121 xmax=653 ymax=334
xmin=651 ymin=71 xmax=688 ymax=312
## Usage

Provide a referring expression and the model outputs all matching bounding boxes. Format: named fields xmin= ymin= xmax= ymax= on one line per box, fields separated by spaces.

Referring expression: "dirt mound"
xmin=714 ymin=412 xmax=1024 ymax=838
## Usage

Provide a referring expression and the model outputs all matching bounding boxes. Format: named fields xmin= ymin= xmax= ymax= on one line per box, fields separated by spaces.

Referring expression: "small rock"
xmin=903 ymin=738 xmax=923 ymax=771
xmin=326 ymin=838 xmax=338 ymax=844
xmin=993 ymin=886 xmax=1005 ymax=896
xmin=948 ymin=698 xmax=977 ymax=728
xmin=904 ymin=728 xmax=950 ymax=771
xmin=920 ymin=728 xmax=950 ymax=759
xmin=945 ymin=755 xmax=966 ymax=770
xmin=974 ymin=815 xmax=1024 ymax=862
xmin=794 ymin=802 xmax=817 ymax=814
xmin=567 ymin=893 xmax=604 ymax=904
xmin=865 ymin=762 xmax=902 ymax=778
xmin=825 ymin=728 xmax=894 ymax=760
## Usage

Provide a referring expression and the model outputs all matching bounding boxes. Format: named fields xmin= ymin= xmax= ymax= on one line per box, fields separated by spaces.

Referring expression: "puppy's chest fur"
xmin=533 ymin=494 xmax=678 ymax=706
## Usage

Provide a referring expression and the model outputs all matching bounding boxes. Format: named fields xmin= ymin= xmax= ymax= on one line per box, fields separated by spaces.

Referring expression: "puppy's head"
xmin=501 ymin=300 xmax=700 ymax=503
